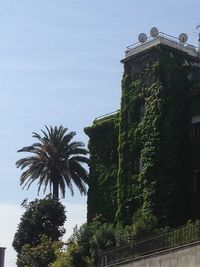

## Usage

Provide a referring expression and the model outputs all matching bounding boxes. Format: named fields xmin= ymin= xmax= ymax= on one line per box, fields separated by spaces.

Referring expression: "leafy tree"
xmin=51 ymin=219 xmax=153 ymax=267
xmin=51 ymin=251 xmax=71 ymax=267
xmin=52 ymin=222 xmax=117 ymax=267
xmin=17 ymin=235 xmax=62 ymax=267
xmin=51 ymin=242 xmax=82 ymax=267
xmin=16 ymin=125 xmax=89 ymax=198
xmin=12 ymin=197 xmax=66 ymax=254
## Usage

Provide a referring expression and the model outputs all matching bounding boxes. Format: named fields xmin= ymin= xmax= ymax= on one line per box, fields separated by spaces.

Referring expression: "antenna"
xmin=198 ymin=33 xmax=200 ymax=52
xmin=150 ymin=27 xmax=159 ymax=38
xmin=179 ymin=33 xmax=188 ymax=43
xmin=138 ymin=33 xmax=147 ymax=43
xmin=194 ymin=25 xmax=200 ymax=51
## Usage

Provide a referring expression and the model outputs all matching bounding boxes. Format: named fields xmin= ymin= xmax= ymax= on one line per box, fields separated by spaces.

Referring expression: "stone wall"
xmin=116 ymin=243 xmax=200 ymax=267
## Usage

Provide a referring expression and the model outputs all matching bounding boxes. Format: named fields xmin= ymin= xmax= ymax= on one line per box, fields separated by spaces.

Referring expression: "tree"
xmin=13 ymin=197 xmax=66 ymax=254
xmin=16 ymin=235 xmax=62 ymax=267
xmin=52 ymin=222 xmax=117 ymax=267
xmin=16 ymin=125 xmax=89 ymax=198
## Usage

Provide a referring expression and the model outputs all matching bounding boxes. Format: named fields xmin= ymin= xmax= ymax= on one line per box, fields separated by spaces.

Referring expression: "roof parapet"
xmin=123 ymin=32 xmax=199 ymax=61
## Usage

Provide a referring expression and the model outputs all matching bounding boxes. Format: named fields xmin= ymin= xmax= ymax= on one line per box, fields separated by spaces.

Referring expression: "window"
xmin=190 ymin=122 xmax=200 ymax=137
xmin=193 ymin=171 xmax=200 ymax=194
xmin=190 ymin=116 xmax=200 ymax=137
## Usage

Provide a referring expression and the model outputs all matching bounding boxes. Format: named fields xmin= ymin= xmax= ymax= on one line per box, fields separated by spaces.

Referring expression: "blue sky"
xmin=0 ymin=0 xmax=199 ymax=266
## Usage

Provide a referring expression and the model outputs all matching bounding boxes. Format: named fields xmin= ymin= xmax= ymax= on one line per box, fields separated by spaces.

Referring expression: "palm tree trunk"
xmin=53 ymin=181 xmax=59 ymax=199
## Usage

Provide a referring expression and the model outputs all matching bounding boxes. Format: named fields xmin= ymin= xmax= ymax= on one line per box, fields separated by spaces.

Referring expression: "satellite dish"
xmin=150 ymin=27 xmax=159 ymax=38
xmin=179 ymin=33 xmax=188 ymax=43
xmin=138 ymin=33 xmax=147 ymax=43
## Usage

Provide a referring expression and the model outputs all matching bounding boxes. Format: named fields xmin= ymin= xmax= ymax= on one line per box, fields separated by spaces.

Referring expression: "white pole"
xmin=198 ymin=33 xmax=200 ymax=52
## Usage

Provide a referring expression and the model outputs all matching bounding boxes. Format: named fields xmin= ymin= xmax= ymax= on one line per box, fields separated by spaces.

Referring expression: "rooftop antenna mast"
xmin=196 ymin=25 xmax=200 ymax=52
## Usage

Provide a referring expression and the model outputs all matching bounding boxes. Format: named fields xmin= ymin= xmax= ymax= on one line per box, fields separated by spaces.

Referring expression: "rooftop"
xmin=95 ymin=31 xmax=200 ymax=123
xmin=123 ymin=32 xmax=200 ymax=61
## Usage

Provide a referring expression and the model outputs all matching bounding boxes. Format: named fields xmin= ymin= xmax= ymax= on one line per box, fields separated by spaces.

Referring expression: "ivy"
xmin=84 ymin=115 xmax=119 ymax=223
xmin=86 ymin=44 xmax=200 ymax=235
xmin=117 ymin=46 xmax=200 ymax=229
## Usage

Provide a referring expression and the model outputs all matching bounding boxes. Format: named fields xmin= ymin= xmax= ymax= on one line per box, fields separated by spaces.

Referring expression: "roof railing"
xmin=95 ymin=110 xmax=120 ymax=121
xmin=125 ymin=32 xmax=198 ymax=53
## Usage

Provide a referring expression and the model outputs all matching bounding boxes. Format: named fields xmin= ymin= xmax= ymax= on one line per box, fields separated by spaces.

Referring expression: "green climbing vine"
xmin=84 ymin=114 xmax=119 ymax=223
xmin=86 ymin=44 xmax=200 ymax=236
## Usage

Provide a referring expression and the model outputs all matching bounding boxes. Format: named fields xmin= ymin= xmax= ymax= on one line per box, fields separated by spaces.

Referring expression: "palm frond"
xmin=71 ymin=156 xmax=90 ymax=164
xmin=69 ymin=160 xmax=89 ymax=184
xmin=70 ymin=171 xmax=87 ymax=195
xmin=16 ymin=125 xmax=89 ymax=198
xmin=59 ymin=177 xmax=66 ymax=198
xmin=68 ymin=147 xmax=89 ymax=156
xmin=63 ymin=131 xmax=76 ymax=144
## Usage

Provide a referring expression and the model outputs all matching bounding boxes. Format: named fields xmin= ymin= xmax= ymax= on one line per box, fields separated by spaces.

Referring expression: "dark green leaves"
xmin=16 ymin=125 xmax=89 ymax=198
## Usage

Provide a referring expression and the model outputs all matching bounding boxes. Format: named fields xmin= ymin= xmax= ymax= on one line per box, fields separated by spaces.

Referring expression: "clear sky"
xmin=0 ymin=0 xmax=199 ymax=266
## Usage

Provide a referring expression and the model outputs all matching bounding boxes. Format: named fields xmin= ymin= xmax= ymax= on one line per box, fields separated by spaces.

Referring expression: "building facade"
xmin=0 ymin=247 xmax=5 ymax=267
xmin=85 ymin=33 xmax=200 ymax=230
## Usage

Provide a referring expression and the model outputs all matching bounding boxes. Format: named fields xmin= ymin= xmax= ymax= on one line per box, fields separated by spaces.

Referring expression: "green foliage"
xmin=130 ymin=209 xmax=158 ymax=239
xmin=51 ymin=225 xmax=90 ymax=267
xmin=117 ymin=68 xmax=163 ymax=227
xmin=85 ymin=115 xmax=119 ymax=223
xmin=85 ymin=45 xmax=200 ymax=240
xmin=51 ymin=221 xmax=119 ymax=267
xmin=51 ymin=220 xmax=200 ymax=267
xmin=17 ymin=235 xmax=62 ymax=267
xmin=51 ymin=221 xmax=143 ymax=267
xmin=16 ymin=125 xmax=89 ymax=198
xmin=91 ymin=222 xmax=116 ymax=250
xmin=13 ymin=197 xmax=66 ymax=254
xmin=160 ymin=221 xmax=200 ymax=251
xmin=51 ymin=243 xmax=82 ymax=267
xmin=117 ymin=46 xmax=200 ymax=229
xmin=51 ymin=253 xmax=70 ymax=267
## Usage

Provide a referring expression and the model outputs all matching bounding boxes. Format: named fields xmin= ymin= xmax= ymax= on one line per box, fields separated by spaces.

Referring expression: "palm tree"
xmin=16 ymin=125 xmax=89 ymax=199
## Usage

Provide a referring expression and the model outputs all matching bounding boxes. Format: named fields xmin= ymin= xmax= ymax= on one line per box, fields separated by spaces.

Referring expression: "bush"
xmin=51 ymin=221 xmax=137 ymax=267
xmin=17 ymin=235 xmax=62 ymax=267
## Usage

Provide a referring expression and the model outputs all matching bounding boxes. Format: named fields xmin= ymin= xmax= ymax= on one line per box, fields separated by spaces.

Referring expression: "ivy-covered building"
xmin=85 ymin=33 xmax=200 ymax=229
